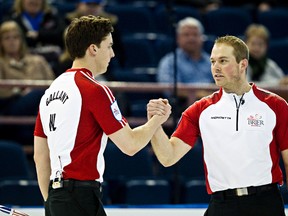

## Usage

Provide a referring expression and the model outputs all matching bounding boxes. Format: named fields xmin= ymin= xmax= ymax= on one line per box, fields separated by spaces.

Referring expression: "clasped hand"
xmin=147 ymin=98 xmax=172 ymax=124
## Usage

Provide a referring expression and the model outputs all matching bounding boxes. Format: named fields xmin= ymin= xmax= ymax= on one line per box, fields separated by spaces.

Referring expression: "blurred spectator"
xmin=8 ymin=0 xmax=66 ymax=49
xmin=66 ymin=0 xmax=117 ymax=24
xmin=63 ymin=0 xmax=125 ymax=80
xmin=174 ymin=0 xmax=222 ymax=13
xmin=221 ymin=0 xmax=278 ymax=11
xmin=279 ymin=76 xmax=288 ymax=85
xmin=57 ymin=32 xmax=71 ymax=76
xmin=0 ymin=20 xmax=55 ymax=145
xmin=244 ymin=24 xmax=285 ymax=86
xmin=5 ymin=0 xmax=67 ymax=77
xmin=157 ymin=17 xmax=213 ymax=118
xmin=157 ymin=17 xmax=213 ymax=84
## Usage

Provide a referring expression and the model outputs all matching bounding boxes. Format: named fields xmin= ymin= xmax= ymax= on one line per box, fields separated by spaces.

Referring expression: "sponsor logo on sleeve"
xmin=110 ymin=101 xmax=122 ymax=121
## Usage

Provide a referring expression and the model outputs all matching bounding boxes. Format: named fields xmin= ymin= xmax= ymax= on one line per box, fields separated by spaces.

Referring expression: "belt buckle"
xmin=236 ymin=187 xmax=248 ymax=196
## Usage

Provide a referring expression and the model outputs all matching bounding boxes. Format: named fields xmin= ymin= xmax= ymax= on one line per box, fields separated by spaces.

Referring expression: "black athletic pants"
xmin=45 ymin=180 xmax=106 ymax=216
xmin=204 ymin=184 xmax=286 ymax=216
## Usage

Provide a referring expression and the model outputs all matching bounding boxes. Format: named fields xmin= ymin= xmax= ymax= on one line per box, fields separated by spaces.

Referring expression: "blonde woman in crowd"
xmin=9 ymin=0 xmax=66 ymax=49
xmin=245 ymin=24 xmax=285 ymax=86
xmin=0 ymin=20 xmax=55 ymax=145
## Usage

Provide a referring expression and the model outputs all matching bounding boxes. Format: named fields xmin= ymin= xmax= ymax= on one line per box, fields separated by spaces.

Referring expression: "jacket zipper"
xmin=233 ymin=94 xmax=245 ymax=131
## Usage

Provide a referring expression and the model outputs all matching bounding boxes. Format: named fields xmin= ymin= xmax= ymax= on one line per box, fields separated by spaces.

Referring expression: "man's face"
xmin=94 ymin=33 xmax=115 ymax=73
xmin=177 ymin=25 xmax=203 ymax=54
xmin=210 ymin=43 xmax=243 ymax=91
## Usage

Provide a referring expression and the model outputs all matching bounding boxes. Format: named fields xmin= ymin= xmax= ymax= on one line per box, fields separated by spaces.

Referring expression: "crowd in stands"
xmin=0 ymin=0 xmax=287 ymax=141
xmin=0 ymin=19 xmax=54 ymax=146
xmin=0 ymin=0 xmax=287 ymax=140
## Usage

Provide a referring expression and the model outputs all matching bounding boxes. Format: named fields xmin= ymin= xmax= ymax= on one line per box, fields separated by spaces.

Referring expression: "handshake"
xmin=147 ymin=98 xmax=172 ymax=125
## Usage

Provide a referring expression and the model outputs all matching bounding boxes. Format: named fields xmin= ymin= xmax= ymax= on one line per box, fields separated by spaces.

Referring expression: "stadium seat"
xmin=0 ymin=180 xmax=43 ymax=206
xmin=124 ymin=179 xmax=171 ymax=204
xmin=121 ymin=36 xmax=157 ymax=69
xmin=0 ymin=0 xmax=13 ymax=22
xmin=110 ymin=35 xmax=163 ymax=118
xmin=280 ymin=183 xmax=288 ymax=204
xmin=182 ymin=179 xmax=210 ymax=204
xmin=257 ymin=8 xmax=288 ymax=40
xmin=52 ymin=1 xmax=76 ymax=15
xmin=0 ymin=140 xmax=31 ymax=180
xmin=101 ymin=181 xmax=111 ymax=205
xmin=103 ymin=141 xmax=155 ymax=203
xmin=111 ymin=36 xmax=158 ymax=82
xmin=268 ymin=39 xmax=288 ymax=75
xmin=112 ymin=0 xmax=155 ymax=3
xmin=106 ymin=5 xmax=156 ymax=36
xmin=104 ymin=141 xmax=154 ymax=181
xmin=154 ymin=5 xmax=203 ymax=35
xmin=203 ymin=35 xmax=216 ymax=54
xmin=203 ymin=7 xmax=253 ymax=38
xmin=156 ymin=139 xmax=205 ymax=181
xmin=154 ymin=36 xmax=175 ymax=64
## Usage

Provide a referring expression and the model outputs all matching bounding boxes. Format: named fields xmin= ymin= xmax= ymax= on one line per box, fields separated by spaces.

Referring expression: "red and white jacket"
xmin=34 ymin=68 xmax=127 ymax=182
xmin=173 ymin=84 xmax=288 ymax=194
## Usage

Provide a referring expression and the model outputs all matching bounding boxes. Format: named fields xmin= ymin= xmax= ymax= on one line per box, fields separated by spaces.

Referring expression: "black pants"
xmin=204 ymin=185 xmax=286 ymax=216
xmin=45 ymin=182 xmax=106 ymax=216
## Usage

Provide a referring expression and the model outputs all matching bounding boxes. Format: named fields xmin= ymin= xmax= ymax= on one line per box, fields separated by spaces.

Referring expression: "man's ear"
xmin=89 ymin=44 xmax=97 ymax=54
xmin=240 ymin=59 xmax=249 ymax=71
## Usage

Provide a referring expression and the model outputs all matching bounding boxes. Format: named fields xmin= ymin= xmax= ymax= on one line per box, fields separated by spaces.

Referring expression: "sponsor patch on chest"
xmin=247 ymin=113 xmax=265 ymax=128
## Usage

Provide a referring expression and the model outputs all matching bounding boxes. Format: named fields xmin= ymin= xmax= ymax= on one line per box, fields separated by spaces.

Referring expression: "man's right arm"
xmin=34 ymin=136 xmax=51 ymax=201
xmin=147 ymin=98 xmax=191 ymax=167
xmin=108 ymin=100 xmax=171 ymax=156
xmin=150 ymin=126 xmax=191 ymax=167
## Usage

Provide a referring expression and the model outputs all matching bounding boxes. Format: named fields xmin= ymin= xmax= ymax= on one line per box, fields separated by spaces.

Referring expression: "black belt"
xmin=50 ymin=179 xmax=101 ymax=189
xmin=212 ymin=183 xmax=278 ymax=199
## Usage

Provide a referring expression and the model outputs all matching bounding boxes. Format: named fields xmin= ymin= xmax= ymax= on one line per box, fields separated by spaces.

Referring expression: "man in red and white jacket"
xmin=148 ymin=35 xmax=288 ymax=216
xmin=34 ymin=15 xmax=171 ymax=216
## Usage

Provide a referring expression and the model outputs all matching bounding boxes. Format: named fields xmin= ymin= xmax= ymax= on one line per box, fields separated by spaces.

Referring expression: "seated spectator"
xmin=66 ymin=0 xmax=118 ymax=25
xmin=157 ymin=17 xmax=213 ymax=117
xmin=64 ymin=0 xmax=125 ymax=80
xmin=174 ymin=0 xmax=222 ymax=13
xmin=157 ymin=17 xmax=213 ymax=84
xmin=5 ymin=0 xmax=67 ymax=76
xmin=244 ymin=24 xmax=285 ymax=86
xmin=8 ymin=0 xmax=66 ymax=50
xmin=221 ymin=0 xmax=278 ymax=11
xmin=57 ymin=34 xmax=73 ymax=77
xmin=0 ymin=20 xmax=55 ymax=145
xmin=279 ymin=76 xmax=288 ymax=85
